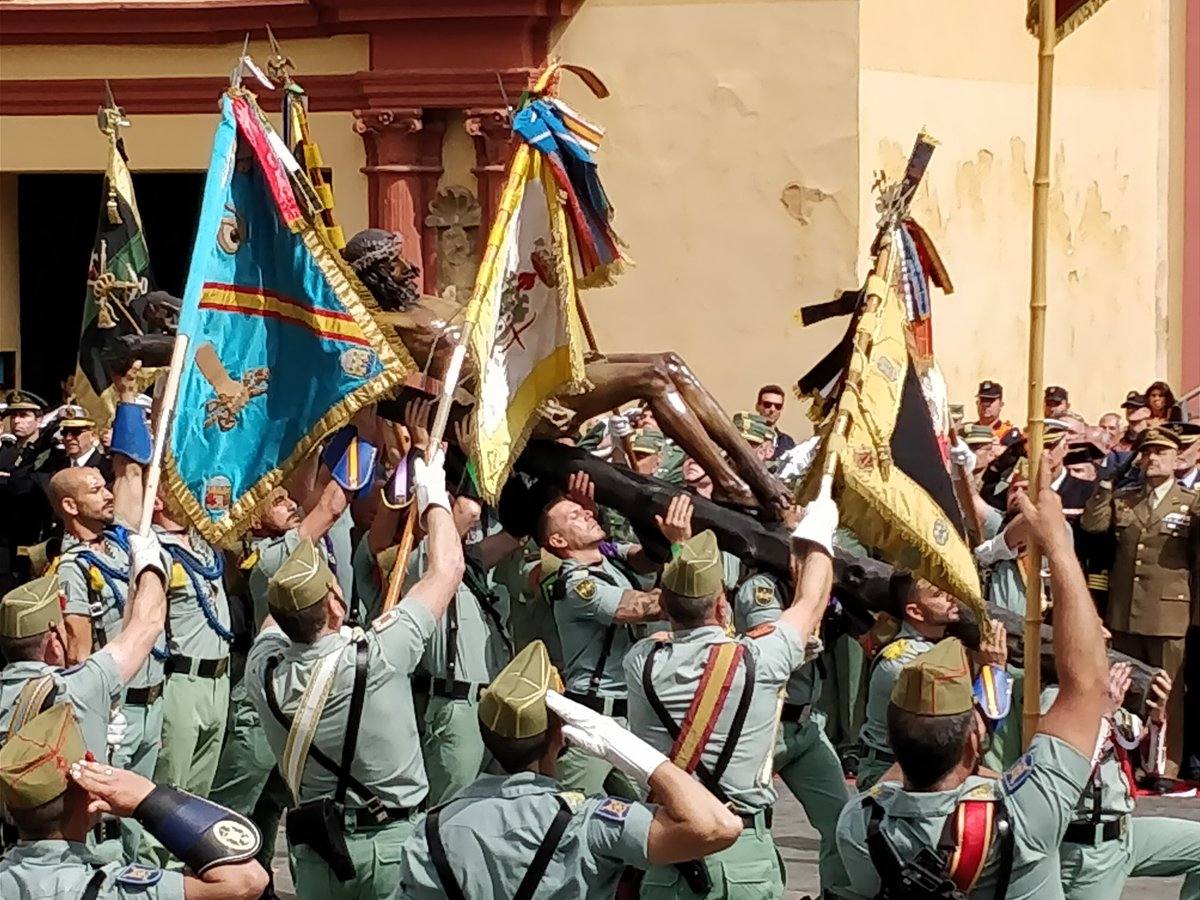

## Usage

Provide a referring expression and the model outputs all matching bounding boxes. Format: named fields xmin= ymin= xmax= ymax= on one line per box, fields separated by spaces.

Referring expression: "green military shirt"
xmin=328 ymin=507 xmax=356 ymax=605
xmin=156 ymin=528 xmax=231 ymax=660
xmin=350 ymin=534 xmax=389 ymax=625
xmin=58 ymin=531 xmax=166 ymax=690
xmin=420 ymin=554 xmax=513 ymax=685
xmin=733 ymin=571 xmax=822 ymax=708
xmin=245 ymin=599 xmax=437 ymax=809
xmin=0 ymin=653 xmax=122 ymax=757
xmin=556 ymin=547 xmax=640 ymax=696
xmin=625 ymin=621 xmax=813 ymax=812
xmin=247 ymin=528 xmax=332 ymax=628
xmin=1040 ymin=686 xmax=1135 ymax=821
xmin=0 ymin=841 xmax=183 ymax=899
xmin=504 ymin=545 xmax=565 ymax=668
xmin=396 ymin=772 xmax=654 ymax=899
xmin=836 ymin=733 xmax=1094 ymax=899
xmin=856 ymin=624 xmax=935 ymax=756
xmin=980 ymin=507 xmax=1029 ymax=617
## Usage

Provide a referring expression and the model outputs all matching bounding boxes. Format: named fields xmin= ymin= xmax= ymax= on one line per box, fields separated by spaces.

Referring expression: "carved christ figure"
xmin=344 ymin=228 xmax=790 ymax=516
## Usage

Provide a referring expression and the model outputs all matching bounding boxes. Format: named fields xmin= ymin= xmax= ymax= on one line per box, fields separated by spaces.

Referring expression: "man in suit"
xmin=1082 ymin=426 xmax=1199 ymax=776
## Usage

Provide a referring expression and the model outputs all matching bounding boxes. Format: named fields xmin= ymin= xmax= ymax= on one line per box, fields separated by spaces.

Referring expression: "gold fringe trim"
xmin=1027 ymin=0 xmax=1111 ymax=41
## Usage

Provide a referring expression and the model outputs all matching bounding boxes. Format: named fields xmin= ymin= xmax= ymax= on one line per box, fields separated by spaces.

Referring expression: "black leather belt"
xmin=858 ymin=742 xmax=895 ymax=764
xmin=1064 ymin=817 xmax=1127 ymax=845
xmin=781 ymin=702 xmax=811 ymax=723
xmin=411 ymin=673 xmax=483 ymax=701
xmin=737 ymin=808 xmax=773 ymax=829
xmin=166 ymin=655 xmax=230 ymax=679
xmin=352 ymin=805 xmax=418 ymax=828
xmin=564 ymin=691 xmax=627 ymax=717
xmin=124 ymin=682 xmax=164 ymax=706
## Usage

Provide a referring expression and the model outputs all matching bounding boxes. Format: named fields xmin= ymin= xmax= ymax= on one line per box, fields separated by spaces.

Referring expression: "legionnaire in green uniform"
xmin=626 ymin=502 xmax=835 ymax=899
xmin=151 ymin=496 xmax=233 ymax=800
xmin=731 ymin=412 xmax=776 ymax=471
xmin=1042 ymin=668 xmax=1200 ymax=899
xmin=0 ymin=702 xmax=268 ymax=900
xmin=836 ymin=476 xmax=1115 ymax=900
xmin=0 ymin=542 xmax=167 ymax=765
xmin=245 ymin=450 xmax=462 ymax=900
xmin=854 ymin=573 xmax=957 ymax=791
xmin=536 ymin=471 xmax=676 ymax=797
xmin=1082 ymin=425 xmax=1199 ymax=776
xmin=396 ymin=640 xmax=743 ymax=898
xmin=733 ymin=568 xmax=850 ymax=893
xmin=208 ymin=416 xmax=376 ymax=877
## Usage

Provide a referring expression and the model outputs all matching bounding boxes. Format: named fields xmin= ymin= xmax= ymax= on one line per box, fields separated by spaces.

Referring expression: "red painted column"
xmin=464 ymin=108 xmax=514 ymax=232
xmin=353 ymin=107 xmax=447 ymax=293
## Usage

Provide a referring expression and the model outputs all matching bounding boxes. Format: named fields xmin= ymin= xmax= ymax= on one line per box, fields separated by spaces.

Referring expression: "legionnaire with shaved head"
xmin=0 ymin=702 xmax=267 ymax=899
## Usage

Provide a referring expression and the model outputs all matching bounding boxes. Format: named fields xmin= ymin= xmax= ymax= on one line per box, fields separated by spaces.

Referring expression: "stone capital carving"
xmin=352 ymin=108 xmax=423 ymax=137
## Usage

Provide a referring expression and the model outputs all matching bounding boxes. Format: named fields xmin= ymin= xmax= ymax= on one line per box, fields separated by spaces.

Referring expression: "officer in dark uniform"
xmin=0 ymin=390 xmax=57 ymax=592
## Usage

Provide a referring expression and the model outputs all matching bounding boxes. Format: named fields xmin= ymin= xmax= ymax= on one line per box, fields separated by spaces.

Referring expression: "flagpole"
xmin=1022 ymin=0 xmax=1057 ymax=748
xmin=138 ymin=334 xmax=188 ymax=535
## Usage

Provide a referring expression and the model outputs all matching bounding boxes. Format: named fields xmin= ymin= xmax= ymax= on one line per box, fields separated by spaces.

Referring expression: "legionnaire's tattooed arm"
xmin=1019 ymin=465 xmax=1110 ymax=756
xmin=613 ymin=588 xmax=663 ymax=623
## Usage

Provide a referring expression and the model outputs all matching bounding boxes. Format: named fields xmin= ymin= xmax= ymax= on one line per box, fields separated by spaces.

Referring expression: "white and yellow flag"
xmin=467 ymin=143 xmax=589 ymax=502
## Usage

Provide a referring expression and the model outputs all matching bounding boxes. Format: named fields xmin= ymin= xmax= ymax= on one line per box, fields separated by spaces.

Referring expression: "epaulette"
xmin=961 ymin=781 xmax=998 ymax=802
xmin=746 ymin=623 xmax=775 ymax=639
xmin=880 ymin=638 xmax=911 ymax=661
xmin=239 ymin=549 xmax=260 ymax=572
xmin=558 ymin=790 xmax=585 ymax=813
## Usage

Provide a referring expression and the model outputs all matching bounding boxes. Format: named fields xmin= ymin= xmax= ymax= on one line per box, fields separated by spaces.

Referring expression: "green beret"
xmin=479 ymin=640 xmax=563 ymax=740
xmin=630 ymin=427 xmax=665 ymax=456
xmin=1138 ymin=426 xmax=1181 ymax=453
xmin=267 ymin=538 xmax=336 ymax=613
xmin=0 ymin=703 xmax=86 ymax=810
xmin=732 ymin=411 xmax=775 ymax=446
xmin=960 ymin=424 xmax=994 ymax=447
xmin=662 ymin=529 xmax=723 ymax=599
xmin=891 ymin=638 xmax=974 ymax=716
xmin=0 ymin=573 xmax=64 ymax=639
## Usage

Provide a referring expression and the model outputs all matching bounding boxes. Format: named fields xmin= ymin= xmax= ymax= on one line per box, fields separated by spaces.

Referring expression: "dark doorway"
xmin=16 ymin=171 xmax=203 ymax=404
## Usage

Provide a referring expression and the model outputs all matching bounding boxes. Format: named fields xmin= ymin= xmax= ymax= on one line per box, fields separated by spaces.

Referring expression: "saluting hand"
xmin=655 ymin=493 xmax=694 ymax=544
xmin=566 ymin=471 xmax=597 ymax=513
xmin=70 ymin=760 xmax=154 ymax=818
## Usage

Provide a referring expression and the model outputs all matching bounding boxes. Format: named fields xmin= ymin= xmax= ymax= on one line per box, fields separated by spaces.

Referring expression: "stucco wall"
xmin=551 ymin=0 xmax=861 ymax=439
xmin=859 ymin=0 xmax=1178 ymax=424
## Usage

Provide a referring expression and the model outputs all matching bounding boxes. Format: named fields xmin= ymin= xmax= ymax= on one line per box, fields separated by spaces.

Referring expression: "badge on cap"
xmin=116 ymin=864 xmax=164 ymax=886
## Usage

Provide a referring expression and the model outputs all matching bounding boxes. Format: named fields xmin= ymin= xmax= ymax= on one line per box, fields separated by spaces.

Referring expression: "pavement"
xmin=272 ymin=781 xmax=1199 ymax=898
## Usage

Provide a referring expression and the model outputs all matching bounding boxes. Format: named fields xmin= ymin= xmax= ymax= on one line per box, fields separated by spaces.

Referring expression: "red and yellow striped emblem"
xmin=669 ymin=642 xmax=745 ymax=774
xmin=947 ymin=799 xmax=995 ymax=892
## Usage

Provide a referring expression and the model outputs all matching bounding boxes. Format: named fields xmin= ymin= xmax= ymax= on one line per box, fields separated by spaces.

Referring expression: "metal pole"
xmin=1022 ymin=0 xmax=1057 ymax=749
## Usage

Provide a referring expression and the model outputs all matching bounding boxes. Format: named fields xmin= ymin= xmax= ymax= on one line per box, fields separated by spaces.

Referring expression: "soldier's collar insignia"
xmin=595 ymin=796 xmax=632 ymax=822
xmin=116 ymin=863 xmax=164 ymax=885
xmin=754 ymin=584 xmax=775 ymax=606
xmin=1002 ymin=750 xmax=1036 ymax=794
xmin=576 ymin=579 xmax=597 ymax=601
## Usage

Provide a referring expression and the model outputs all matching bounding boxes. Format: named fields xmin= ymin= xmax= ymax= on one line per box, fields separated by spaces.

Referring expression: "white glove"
xmin=546 ymin=690 xmax=667 ymax=787
xmin=128 ymin=532 xmax=167 ymax=583
xmin=414 ymin=448 xmax=451 ymax=517
xmin=973 ymin=532 xmax=1019 ymax=566
xmin=107 ymin=709 xmax=128 ymax=749
xmin=949 ymin=439 xmax=977 ymax=472
xmin=608 ymin=415 xmax=633 ymax=439
xmin=791 ymin=497 xmax=839 ymax=557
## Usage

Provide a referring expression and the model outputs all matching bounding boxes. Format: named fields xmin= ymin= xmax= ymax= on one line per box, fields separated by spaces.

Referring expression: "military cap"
xmin=0 ymin=573 xmax=64 ymax=638
xmin=732 ymin=411 xmax=775 ymax=446
xmin=960 ymin=424 xmax=995 ymax=447
xmin=976 ymin=381 xmax=1003 ymax=400
xmin=2 ymin=389 xmax=46 ymax=414
xmin=630 ymin=427 xmax=665 ymax=456
xmin=892 ymin=638 xmax=974 ymax=715
xmin=1137 ymin=426 xmax=1181 ymax=453
xmin=0 ymin=703 xmax=86 ymax=810
xmin=1120 ymin=390 xmax=1147 ymax=410
xmin=1045 ymin=385 xmax=1068 ymax=404
xmin=478 ymin=640 xmax=564 ymax=740
xmin=1165 ymin=421 xmax=1200 ymax=447
xmin=59 ymin=409 xmax=96 ymax=430
xmin=661 ymin=529 xmax=723 ymax=599
xmin=266 ymin=538 xmax=336 ymax=613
